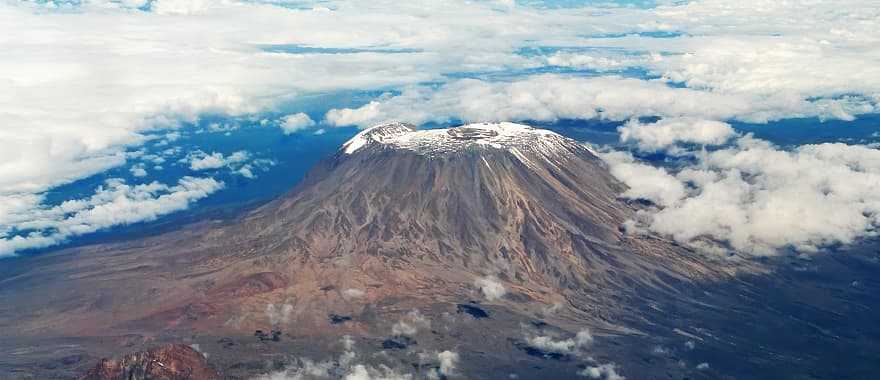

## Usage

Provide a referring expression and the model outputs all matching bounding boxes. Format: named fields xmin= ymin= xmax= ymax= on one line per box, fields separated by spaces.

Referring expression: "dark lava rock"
xmin=329 ymin=314 xmax=352 ymax=324
xmin=457 ymin=304 xmax=489 ymax=319
xmin=382 ymin=336 xmax=416 ymax=350
xmin=512 ymin=340 xmax=571 ymax=362
xmin=255 ymin=330 xmax=282 ymax=342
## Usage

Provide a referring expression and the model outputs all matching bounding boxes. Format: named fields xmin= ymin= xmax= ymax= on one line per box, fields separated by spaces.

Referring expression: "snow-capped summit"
xmin=341 ymin=122 xmax=584 ymax=166
xmin=341 ymin=121 xmax=417 ymax=154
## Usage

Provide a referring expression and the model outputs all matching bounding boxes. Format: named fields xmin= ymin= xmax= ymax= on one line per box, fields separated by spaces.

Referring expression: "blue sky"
xmin=1 ymin=0 xmax=880 ymax=257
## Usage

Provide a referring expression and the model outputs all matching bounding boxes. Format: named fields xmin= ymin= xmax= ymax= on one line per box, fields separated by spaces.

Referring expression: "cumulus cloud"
xmin=437 ymin=351 xmax=459 ymax=377
xmin=427 ymin=351 xmax=459 ymax=379
xmin=236 ymin=165 xmax=256 ymax=179
xmin=325 ymin=101 xmax=385 ymax=128
xmin=343 ymin=288 xmax=365 ymax=300
xmin=180 ymin=149 xmax=267 ymax=179
xmin=651 ymin=346 xmax=670 ymax=355
xmin=605 ymin=136 xmax=880 ymax=255
xmin=0 ymin=176 xmax=223 ymax=257
xmin=526 ymin=329 xmax=594 ymax=355
xmin=579 ymin=363 xmax=624 ymax=380
xmin=474 ymin=276 xmax=507 ymax=301
xmin=391 ymin=310 xmax=430 ymax=337
xmin=187 ymin=150 xmax=250 ymax=171
xmin=618 ymin=117 xmax=737 ymax=153
xmin=188 ymin=153 xmax=227 ymax=171
xmin=130 ymin=165 xmax=148 ymax=178
xmin=266 ymin=303 xmax=294 ymax=326
xmin=280 ymin=113 xmax=317 ymax=134
xmin=600 ymin=151 xmax=686 ymax=207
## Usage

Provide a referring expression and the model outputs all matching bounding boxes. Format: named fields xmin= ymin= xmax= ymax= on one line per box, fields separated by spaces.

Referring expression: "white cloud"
xmin=323 ymin=76 xmax=752 ymax=127
xmin=696 ymin=362 xmax=710 ymax=370
xmin=391 ymin=310 xmax=430 ymax=337
xmin=545 ymin=51 xmax=649 ymax=71
xmin=605 ymin=136 xmax=880 ymax=256
xmin=236 ymin=165 xmax=256 ymax=179
xmin=151 ymin=0 xmax=213 ymax=15
xmin=475 ymin=276 xmax=507 ymax=301
xmin=579 ymin=363 xmax=624 ymax=380
xmin=0 ymin=176 xmax=223 ymax=257
xmin=436 ymin=351 xmax=459 ymax=377
xmin=266 ymin=303 xmax=294 ymax=326
xmin=425 ymin=350 xmax=460 ymax=380
xmin=525 ymin=328 xmax=593 ymax=355
xmin=186 ymin=150 xmax=251 ymax=171
xmin=130 ymin=165 xmax=148 ymax=177
xmin=280 ymin=113 xmax=317 ymax=134
xmin=651 ymin=346 xmax=670 ymax=355
xmin=343 ymin=288 xmax=365 ymax=299
xmin=599 ymin=151 xmax=686 ymax=207
xmin=316 ymin=0 xmax=880 ymax=134
xmin=575 ymin=329 xmax=594 ymax=347
xmin=618 ymin=117 xmax=737 ymax=153
xmin=326 ymin=101 xmax=385 ymax=128
xmin=188 ymin=152 xmax=226 ymax=171
xmin=571 ymin=2 xmax=880 ymax=116
xmin=324 ymin=74 xmax=875 ymax=129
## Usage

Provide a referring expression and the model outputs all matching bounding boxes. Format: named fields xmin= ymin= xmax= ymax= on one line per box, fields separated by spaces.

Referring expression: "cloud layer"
xmin=324 ymin=74 xmax=877 ymax=128
xmin=0 ymin=0 xmax=646 ymax=255
xmin=0 ymin=177 xmax=223 ymax=257
xmin=3 ymin=0 xmax=880 ymax=257
xmin=603 ymin=135 xmax=880 ymax=256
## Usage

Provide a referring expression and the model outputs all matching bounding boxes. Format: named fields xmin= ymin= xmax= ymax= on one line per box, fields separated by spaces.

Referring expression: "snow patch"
xmin=341 ymin=122 xmax=577 ymax=164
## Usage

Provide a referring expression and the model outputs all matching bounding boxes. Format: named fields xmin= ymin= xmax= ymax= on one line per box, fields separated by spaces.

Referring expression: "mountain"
xmin=225 ymin=121 xmax=725 ymax=321
xmin=5 ymin=122 xmax=876 ymax=379
xmin=0 ymin=122 xmax=718 ymax=335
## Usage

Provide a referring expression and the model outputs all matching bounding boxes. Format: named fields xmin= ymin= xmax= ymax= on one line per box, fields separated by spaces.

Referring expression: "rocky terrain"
xmin=0 ymin=122 xmax=878 ymax=379
xmin=79 ymin=344 xmax=218 ymax=380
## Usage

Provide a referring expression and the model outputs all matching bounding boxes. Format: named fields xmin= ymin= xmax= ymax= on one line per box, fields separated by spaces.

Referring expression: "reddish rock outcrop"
xmin=79 ymin=344 xmax=219 ymax=380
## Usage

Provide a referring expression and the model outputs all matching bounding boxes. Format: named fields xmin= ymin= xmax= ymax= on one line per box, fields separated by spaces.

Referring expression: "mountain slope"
xmin=228 ymin=122 xmax=722 ymax=308
xmin=0 ymin=123 xmax=727 ymax=335
xmin=0 ymin=122 xmax=739 ymax=379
